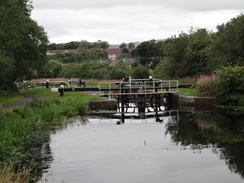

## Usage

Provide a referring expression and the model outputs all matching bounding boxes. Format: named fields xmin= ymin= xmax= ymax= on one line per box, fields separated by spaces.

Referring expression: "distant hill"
xmin=108 ymin=41 xmax=141 ymax=49
xmin=108 ymin=44 xmax=120 ymax=49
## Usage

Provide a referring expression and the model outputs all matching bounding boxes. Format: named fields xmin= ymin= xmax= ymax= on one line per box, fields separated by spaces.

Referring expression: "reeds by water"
xmin=0 ymin=97 xmax=88 ymax=182
xmin=196 ymin=73 xmax=218 ymax=96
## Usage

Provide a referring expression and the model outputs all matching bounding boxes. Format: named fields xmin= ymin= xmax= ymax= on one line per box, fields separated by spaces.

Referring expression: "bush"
xmin=197 ymin=65 xmax=244 ymax=105
xmin=196 ymin=73 xmax=218 ymax=96
xmin=215 ymin=65 xmax=244 ymax=105
xmin=132 ymin=65 xmax=149 ymax=79
xmin=0 ymin=97 xmax=88 ymax=163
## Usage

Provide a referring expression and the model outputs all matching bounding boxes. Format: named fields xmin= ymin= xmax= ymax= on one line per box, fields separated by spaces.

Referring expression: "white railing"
xmin=98 ymin=79 xmax=179 ymax=95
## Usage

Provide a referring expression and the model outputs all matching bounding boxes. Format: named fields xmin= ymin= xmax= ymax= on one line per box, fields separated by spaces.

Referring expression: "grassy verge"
xmin=0 ymin=88 xmax=105 ymax=182
xmin=178 ymin=88 xmax=200 ymax=96
xmin=0 ymin=95 xmax=23 ymax=106
xmin=0 ymin=90 xmax=23 ymax=107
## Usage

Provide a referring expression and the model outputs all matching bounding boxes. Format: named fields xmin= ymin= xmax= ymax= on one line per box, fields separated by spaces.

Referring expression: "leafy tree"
xmin=0 ymin=0 xmax=48 ymax=90
xmin=78 ymin=40 xmax=93 ymax=50
xmin=215 ymin=65 xmax=244 ymax=105
xmin=153 ymin=33 xmax=189 ymax=78
xmin=48 ymin=43 xmax=57 ymax=50
xmin=58 ymin=63 xmax=83 ymax=78
xmin=119 ymin=53 xmax=131 ymax=60
xmin=207 ymin=14 xmax=244 ymax=70
xmin=58 ymin=62 xmax=111 ymax=80
xmin=48 ymin=48 xmax=108 ymax=63
xmin=121 ymin=47 xmax=129 ymax=54
xmin=154 ymin=57 xmax=177 ymax=79
xmin=100 ymin=41 xmax=110 ymax=49
xmin=119 ymin=42 xmax=127 ymax=48
xmin=132 ymin=65 xmax=149 ymax=79
xmin=93 ymin=40 xmax=110 ymax=49
xmin=110 ymin=61 xmax=131 ymax=79
xmin=177 ymin=28 xmax=212 ymax=77
xmin=40 ymin=60 xmax=62 ymax=78
xmin=64 ymin=41 xmax=79 ymax=49
xmin=128 ymin=42 xmax=136 ymax=49
xmin=135 ymin=40 xmax=162 ymax=68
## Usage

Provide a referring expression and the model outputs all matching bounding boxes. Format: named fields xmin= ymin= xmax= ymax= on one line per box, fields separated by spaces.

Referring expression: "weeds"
xmin=0 ymin=96 xmax=89 ymax=181
xmin=196 ymin=73 xmax=218 ymax=96
xmin=0 ymin=162 xmax=32 ymax=183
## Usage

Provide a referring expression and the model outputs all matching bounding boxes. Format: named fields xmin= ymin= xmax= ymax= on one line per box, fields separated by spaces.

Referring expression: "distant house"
xmin=104 ymin=48 xmax=121 ymax=60
xmin=85 ymin=48 xmax=121 ymax=60
xmin=47 ymin=48 xmax=134 ymax=61
xmin=47 ymin=49 xmax=78 ymax=55
xmin=109 ymin=58 xmax=136 ymax=67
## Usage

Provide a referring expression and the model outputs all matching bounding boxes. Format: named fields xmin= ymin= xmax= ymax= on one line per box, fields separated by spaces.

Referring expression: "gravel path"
xmin=1 ymin=94 xmax=45 ymax=109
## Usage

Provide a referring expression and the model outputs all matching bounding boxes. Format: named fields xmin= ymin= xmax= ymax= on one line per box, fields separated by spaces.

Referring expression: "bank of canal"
xmin=37 ymin=107 xmax=244 ymax=183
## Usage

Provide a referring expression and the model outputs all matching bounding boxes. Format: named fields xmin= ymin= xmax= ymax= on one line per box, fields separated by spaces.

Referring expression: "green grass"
xmin=2 ymin=78 xmax=199 ymax=107
xmin=20 ymin=88 xmax=57 ymax=97
xmin=0 ymin=95 xmax=23 ymax=106
xmin=178 ymin=88 xmax=200 ymax=96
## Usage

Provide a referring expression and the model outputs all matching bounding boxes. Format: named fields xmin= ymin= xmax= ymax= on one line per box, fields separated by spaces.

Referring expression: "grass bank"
xmin=0 ymin=90 xmax=23 ymax=107
xmin=0 ymin=88 xmax=104 ymax=182
xmin=178 ymin=88 xmax=199 ymax=96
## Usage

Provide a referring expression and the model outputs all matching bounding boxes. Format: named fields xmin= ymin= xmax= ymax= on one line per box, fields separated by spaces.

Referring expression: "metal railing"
xmin=98 ymin=79 xmax=179 ymax=95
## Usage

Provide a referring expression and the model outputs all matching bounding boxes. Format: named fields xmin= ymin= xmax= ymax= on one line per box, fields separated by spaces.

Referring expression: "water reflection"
xmin=166 ymin=108 xmax=244 ymax=179
xmin=17 ymin=118 xmax=83 ymax=182
xmin=20 ymin=105 xmax=244 ymax=182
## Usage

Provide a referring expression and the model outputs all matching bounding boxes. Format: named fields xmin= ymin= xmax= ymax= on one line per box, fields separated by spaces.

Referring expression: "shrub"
xmin=132 ymin=65 xmax=149 ymax=79
xmin=196 ymin=73 xmax=218 ymax=96
xmin=215 ymin=65 xmax=244 ymax=105
xmin=197 ymin=65 xmax=244 ymax=105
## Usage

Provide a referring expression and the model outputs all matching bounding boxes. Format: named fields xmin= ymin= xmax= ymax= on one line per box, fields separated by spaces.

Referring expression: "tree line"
xmin=0 ymin=0 xmax=48 ymax=91
xmin=0 ymin=0 xmax=243 ymax=91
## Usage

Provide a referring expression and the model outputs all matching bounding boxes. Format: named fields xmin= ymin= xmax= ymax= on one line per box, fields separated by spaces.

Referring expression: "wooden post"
xmin=59 ymin=85 xmax=64 ymax=97
xmin=138 ymin=94 xmax=145 ymax=118
xmin=121 ymin=94 xmax=125 ymax=123
xmin=46 ymin=80 xmax=49 ymax=89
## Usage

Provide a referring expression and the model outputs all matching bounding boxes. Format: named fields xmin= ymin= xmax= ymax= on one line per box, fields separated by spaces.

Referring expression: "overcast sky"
xmin=31 ymin=0 xmax=244 ymax=44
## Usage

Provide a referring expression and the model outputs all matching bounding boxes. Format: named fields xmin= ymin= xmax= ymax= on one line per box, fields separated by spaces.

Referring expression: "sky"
xmin=31 ymin=0 xmax=244 ymax=44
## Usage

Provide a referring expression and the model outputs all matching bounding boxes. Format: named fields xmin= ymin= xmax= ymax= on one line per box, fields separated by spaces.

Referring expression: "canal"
xmin=32 ymin=104 xmax=244 ymax=183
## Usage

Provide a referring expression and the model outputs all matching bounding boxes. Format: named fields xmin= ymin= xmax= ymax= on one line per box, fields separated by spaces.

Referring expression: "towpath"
xmin=1 ymin=93 xmax=44 ymax=109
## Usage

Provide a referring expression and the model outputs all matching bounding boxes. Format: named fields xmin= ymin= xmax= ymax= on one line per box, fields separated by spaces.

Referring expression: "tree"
xmin=135 ymin=40 xmax=162 ymax=68
xmin=110 ymin=61 xmax=131 ymax=79
xmin=78 ymin=40 xmax=93 ymax=50
xmin=207 ymin=14 xmax=244 ymax=70
xmin=121 ymin=47 xmax=129 ymax=54
xmin=156 ymin=33 xmax=189 ymax=78
xmin=132 ymin=65 xmax=149 ymax=79
xmin=128 ymin=42 xmax=136 ymax=49
xmin=100 ymin=41 xmax=110 ymax=49
xmin=177 ymin=28 xmax=212 ymax=77
xmin=59 ymin=62 xmax=111 ymax=80
xmin=119 ymin=42 xmax=127 ymax=49
xmin=0 ymin=0 xmax=48 ymax=90
xmin=40 ymin=60 xmax=62 ymax=78
xmin=119 ymin=53 xmax=131 ymax=60
xmin=64 ymin=41 xmax=79 ymax=49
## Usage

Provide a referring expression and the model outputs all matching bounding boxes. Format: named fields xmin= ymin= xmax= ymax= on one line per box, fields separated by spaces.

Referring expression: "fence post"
xmin=59 ymin=85 xmax=64 ymax=96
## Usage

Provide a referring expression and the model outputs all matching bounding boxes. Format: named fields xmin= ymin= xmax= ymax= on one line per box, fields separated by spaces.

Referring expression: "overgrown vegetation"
xmin=0 ymin=0 xmax=48 ymax=91
xmin=197 ymin=65 xmax=244 ymax=105
xmin=0 ymin=90 xmax=104 ymax=182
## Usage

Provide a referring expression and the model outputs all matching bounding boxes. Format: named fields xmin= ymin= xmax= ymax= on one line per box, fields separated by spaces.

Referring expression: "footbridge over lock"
xmin=54 ymin=79 xmax=191 ymax=123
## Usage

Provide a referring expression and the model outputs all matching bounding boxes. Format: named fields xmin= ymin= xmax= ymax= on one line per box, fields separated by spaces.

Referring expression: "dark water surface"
xmin=37 ymin=108 xmax=244 ymax=183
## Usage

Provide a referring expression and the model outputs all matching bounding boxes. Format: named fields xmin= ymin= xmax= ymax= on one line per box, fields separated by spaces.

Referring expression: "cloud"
xmin=31 ymin=0 xmax=244 ymax=44
xmin=32 ymin=0 xmax=244 ymax=11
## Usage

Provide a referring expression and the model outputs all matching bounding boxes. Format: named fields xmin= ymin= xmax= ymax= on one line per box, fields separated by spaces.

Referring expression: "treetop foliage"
xmin=1 ymin=0 xmax=244 ymax=93
xmin=47 ymin=40 xmax=110 ymax=50
xmin=0 ymin=0 xmax=48 ymax=90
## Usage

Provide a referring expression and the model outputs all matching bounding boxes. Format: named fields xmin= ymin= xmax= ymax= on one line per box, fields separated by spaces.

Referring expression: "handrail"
xmin=98 ymin=79 xmax=179 ymax=95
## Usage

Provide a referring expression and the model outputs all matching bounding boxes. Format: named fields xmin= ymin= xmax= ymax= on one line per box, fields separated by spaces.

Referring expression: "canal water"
xmin=35 ymin=106 xmax=244 ymax=183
